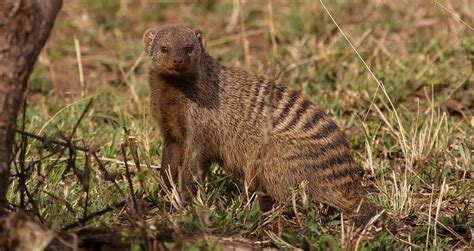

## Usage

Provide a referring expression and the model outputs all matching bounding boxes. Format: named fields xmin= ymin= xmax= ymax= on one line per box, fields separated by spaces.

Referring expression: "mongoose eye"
xmin=160 ymin=46 xmax=169 ymax=53
xmin=184 ymin=46 xmax=193 ymax=53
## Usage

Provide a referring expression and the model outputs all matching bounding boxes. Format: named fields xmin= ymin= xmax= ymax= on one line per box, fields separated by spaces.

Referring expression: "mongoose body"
xmin=144 ymin=25 xmax=377 ymax=225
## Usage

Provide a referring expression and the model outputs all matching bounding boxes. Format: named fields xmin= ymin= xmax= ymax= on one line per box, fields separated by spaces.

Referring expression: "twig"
xmin=91 ymin=152 xmax=128 ymax=199
xmin=11 ymin=161 xmax=43 ymax=222
xmin=121 ymin=142 xmax=150 ymax=251
xmin=82 ymin=151 xmax=91 ymax=225
xmin=19 ymin=98 xmax=93 ymax=156
xmin=62 ymin=200 xmax=127 ymax=231
xmin=69 ymin=99 xmax=93 ymax=140
xmin=15 ymin=129 xmax=88 ymax=152
xmin=19 ymin=100 xmax=27 ymax=208
xmin=42 ymin=190 xmax=76 ymax=214
xmin=15 ymin=129 xmax=130 ymax=205
xmin=13 ymin=101 xmax=43 ymax=222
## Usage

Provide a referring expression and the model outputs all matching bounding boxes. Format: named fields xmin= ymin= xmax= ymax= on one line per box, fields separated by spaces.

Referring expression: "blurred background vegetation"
xmin=7 ymin=0 xmax=473 ymax=249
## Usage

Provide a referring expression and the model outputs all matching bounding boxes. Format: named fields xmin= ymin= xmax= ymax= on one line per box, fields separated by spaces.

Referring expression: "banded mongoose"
xmin=143 ymin=24 xmax=378 ymax=225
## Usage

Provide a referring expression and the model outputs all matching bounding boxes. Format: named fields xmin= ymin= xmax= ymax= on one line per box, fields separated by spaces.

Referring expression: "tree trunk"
xmin=0 ymin=0 xmax=62 ymax=212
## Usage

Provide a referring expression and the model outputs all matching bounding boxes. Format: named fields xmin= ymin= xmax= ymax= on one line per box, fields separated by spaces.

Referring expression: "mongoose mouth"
xmin=168 ymin=66 xmax=186 ymax=71
xmin=163 ymin=65 xmax=192 ymax=75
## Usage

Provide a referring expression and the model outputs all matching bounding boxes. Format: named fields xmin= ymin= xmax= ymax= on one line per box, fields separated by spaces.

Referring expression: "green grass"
xmin=7 ymin=0 xmax=473 ymax=249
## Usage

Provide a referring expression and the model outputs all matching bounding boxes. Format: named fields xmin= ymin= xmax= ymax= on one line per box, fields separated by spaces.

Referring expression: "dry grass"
xmin=5 ymin=0 xmax=473 ymax=249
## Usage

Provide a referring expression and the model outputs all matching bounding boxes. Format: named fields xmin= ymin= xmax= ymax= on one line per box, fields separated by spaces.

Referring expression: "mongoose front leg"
xmin=179 ymin=146 xmax=210 ymax=198
xmin=160 ymin=136 xmax=184 ymax=189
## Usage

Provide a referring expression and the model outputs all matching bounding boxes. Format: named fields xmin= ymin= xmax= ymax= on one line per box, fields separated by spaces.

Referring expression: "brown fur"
xmin=144 ymin=24 xmax=379 ymax=226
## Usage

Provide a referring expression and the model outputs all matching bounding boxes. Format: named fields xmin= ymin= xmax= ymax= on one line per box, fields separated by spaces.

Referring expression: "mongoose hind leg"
xmin=258 ymin=143 xmax=379 ymax=226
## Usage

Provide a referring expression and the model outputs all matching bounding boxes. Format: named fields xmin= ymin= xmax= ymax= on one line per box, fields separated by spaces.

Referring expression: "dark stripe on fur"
xmin=282 ymin=99 xmax=312 ymax=130
xmin=303 ymin=110 xmax=326 ymax=131
xmin=309 ymin=122 xmax=339 ymax=140
xmin=274 ymin=90 xmax=299 ymax=126
xmin=314 ymin=153 xmax=353 ymax=171
xmin=284 ymin=136 xmax=348 ymax=162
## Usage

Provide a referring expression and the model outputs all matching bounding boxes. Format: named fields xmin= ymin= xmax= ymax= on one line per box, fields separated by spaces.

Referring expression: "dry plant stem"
xmin=99 ymin=157 xmax=160 ymax=169
xmin=127 ymin=137 xmax=151 ymax=200
xmin=207 ymin=29 xmax=265 ymax=47
xmin=264 ymin=230 xmax=302 ymax=250
xmin=425 ymin=188 xmax=434 ymax=248
xmin=393 ymin=237 xmax=421 ymax=249
xmin=120 ymin=143 xmax=139 ymax=216
xmin=435 ymin=0 xmax=474 ymax=30
xmin=126 ymin=51 xmax=145 ymax=78
xmin=0 ymin=0 xmax=63 ymax=212
xmin=421 ymin=212 xmax=469 ymax=246
xmin=225 ymin=0 xmax=240 ymax=32
xmin=433 ymin=177 xmax=446 ymax=247
xmin=119 ymin=66 xmax=143 ymax=116
xmin=291 ymin=191 xmax=313 ymax=248
xmin=74 ymin=36 xmax=85 ymax=97
xmin=267 ymin=1 xmax=278 ymax=58
xmin=238 ymin=0 xmax=251 ymax=70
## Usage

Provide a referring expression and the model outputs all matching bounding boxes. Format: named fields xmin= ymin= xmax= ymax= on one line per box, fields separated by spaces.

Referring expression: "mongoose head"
xmin=143 ymin=25 xmax=204 ymax=77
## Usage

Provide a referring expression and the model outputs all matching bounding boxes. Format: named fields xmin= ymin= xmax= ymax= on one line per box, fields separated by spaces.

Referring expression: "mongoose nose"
xmin=173 ymin=58 xmax=184 ymax=66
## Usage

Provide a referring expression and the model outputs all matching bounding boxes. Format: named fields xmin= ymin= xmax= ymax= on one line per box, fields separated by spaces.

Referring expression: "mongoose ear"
xmin=143 ymin=28 xmax=157 ymax=54
xmin=193 ymin=28 xmax=206 ymax=50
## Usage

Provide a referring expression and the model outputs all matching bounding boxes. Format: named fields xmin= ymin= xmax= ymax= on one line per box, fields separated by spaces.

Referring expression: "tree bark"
xmin=0 ymin=0 xmax=62 ymax=211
